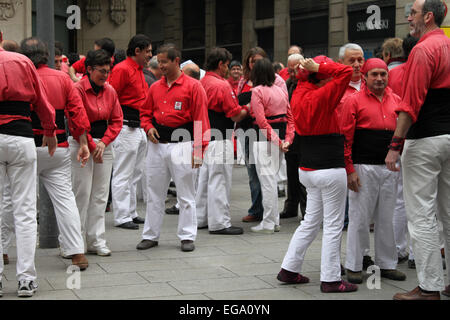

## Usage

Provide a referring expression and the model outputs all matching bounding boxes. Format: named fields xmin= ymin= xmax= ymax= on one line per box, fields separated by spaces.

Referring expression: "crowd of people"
xmin=0 ymin=0 xmax=448 ymax=300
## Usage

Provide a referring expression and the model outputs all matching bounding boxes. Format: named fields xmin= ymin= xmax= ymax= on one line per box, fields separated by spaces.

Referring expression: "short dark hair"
xmin=402 ymin=34 xmax=419 ymax=59
xmin=85 ymin=49 xmax=111 ymax=70
xmin=55 ymin=47 xmax=62 ymax=57
xmin=127 ymin=34 xmax=151 ymax=57
xmin=423 ymin=0 xmax=446 ymax=27
xmin=250 ymin=58 xmax=275 ymax=87
xmin=1 ymin=40 xmax=20 ymax=53
xmin=273 ymin=62 xmax=283 ymax=73
xmin=67 ymin=52 xmax=80 ymax=66
xmin=243 ymin=47 xmax=267 ymax=80
xmin=157 ymin=43 xmax=181 ymax=62
xmin=20 ymin=37 xmax=48 ymax=68
xmin=205 ymin=47 xmax=232 ymax=71
xmin=55 ymin=41 xmax=64 ymax=53
xmin=113 ymin=49 xmax=127 ymax=67
xmin=95 ymin=37 xmax=116 ymax=57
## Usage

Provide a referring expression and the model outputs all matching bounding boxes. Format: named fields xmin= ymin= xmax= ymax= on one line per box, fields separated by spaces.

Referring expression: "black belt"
xmin=152 ymin=118 xmax=194 ymax=143
xmin=34 ymin=133 xmax=67 ymax=147
xmin=90 ymin=120 xmax=108 ymax=139
xmin=0 ymin=101 xmax=31 ymax=117
xmin=121 ymin=105 xmax=141 ymax=127
xmin=253 ymin=114 xmax=287 ymax=141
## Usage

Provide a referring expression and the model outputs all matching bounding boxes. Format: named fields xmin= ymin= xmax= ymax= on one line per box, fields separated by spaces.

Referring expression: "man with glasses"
xmin=385 ymin=0 xmax=450 ymax=300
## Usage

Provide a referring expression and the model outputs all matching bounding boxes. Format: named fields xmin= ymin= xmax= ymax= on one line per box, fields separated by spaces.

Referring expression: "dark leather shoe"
xmin=117 ymin=221 xmax=139 ymax=230
xmin=278 ymin=189 xmax=286 ymax=198
xmin=280 ymin=210 xmax=298 ymax=219
xmin=3 ymin=254 xmax=9 ymax=265
xmin=381 ymin=269 xmax=406 ymax=281
xmin=408 ymin=259 xmax=416 ymax=269
xmin=393 ymin=286 xmax=440 ymax=300
xmin=363 ymin=255 xmax=375 ymax=270
xmin=181 ymin=240 xmax=195 ymax=252
xmin=165 ymin=205 xmax=180 ymax=215
xmin=346 ymin=269 xmax=363 ymax=284
xmin=133 ymin=216 xmax=145 ymax=224
xmin=341 ymin=264 xmax=346 ymax=276
xmin=442 ymin=285 xmax=450 ymax=297
xmin=136 ymin=240 xmax=158 ymax=250
xmin=242 ymin=215 xmax=262 ymax=223
xmin=167 ymin=189 xmax=177 ymax=197
xmin=71 ymin=254 xmax=89 ymax=271
xmin=210 ymin=226 xmax=244 ymax=235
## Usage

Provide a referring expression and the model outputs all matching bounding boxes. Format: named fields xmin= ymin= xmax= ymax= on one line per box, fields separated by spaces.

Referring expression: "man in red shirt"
xmin=385 ymin=0 xmax=450 ymax=300
xmin=20 ymin=37 xmax=91 ymax=271
xmin=227 ymin=60 xmax=242 ymax=96
xmin=68 ymin=38 xmax=115 ymax=82
xmin=196 ymin=48 xmax=247 ymax=235
xmin=0 ymin=45 xmax=57 ymax=298
xmin=341 ymin=58 xmax=407 ymax=285
xmin=109 ymin=34 xmax=152 ymax=230
xmin=137 ymin=43 xmax=210 ymax=252
xmin=278 ymin=45 xmax=303 ymax=81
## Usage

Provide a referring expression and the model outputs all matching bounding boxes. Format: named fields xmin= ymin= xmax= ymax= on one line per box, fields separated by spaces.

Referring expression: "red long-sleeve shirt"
xmin=36 ymin=66 xmax=91 ymax=147
xmin=72 ymin=57 xmax=87 ymax=75
xmin=109 ymin=57 xmax=148 ymax=111
xmin=74 ymin=77 xmax=123 ymax=151
xmin=201 ymin=72 xmax=242 ymax=118
xmin=279 ymin=68 xmax=290 ymax=81
xmin=388 ymin=64 xmax=405 ymax=97
xmin=291 ymin=61 xmax=353 ymax=136
xmin=141 ymin=72 xmax=210 ymax=153
xmin=341 ymin=86 xmax=401 ymax=174
xmin=396 ymin=29 xmax=450 ymax=122
xmin=0 ymin=48 xmax=56 ymax=136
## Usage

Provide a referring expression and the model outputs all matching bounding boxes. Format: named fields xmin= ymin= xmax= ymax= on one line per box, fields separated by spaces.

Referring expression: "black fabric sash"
xmin=34 ymin=133 xmax=67 ymax=147
xmin=31 ymin=109 xmax=65 ymax=130
xmin=208 ymin=110 xmax=235 ymax=141
xmin=90 ymin=120 xmax=108 ymax=139
xmin=298 ymin=134 xmax=345 ymax=170
xmin=407 ymin=88 xmax=450 ymax=139
xmin=236 ymin=91 xmax=253 ymax=131
xmin=152 ymin=118 xmax=194 ymax=143
xmin=0 ymin=119 xmax=34 ymax=138
xmin=0 ymin=101 xmax=31 ymax=117
xmin=121 ymin=105 xmax=141 ymax=128
xmin=253 ymin=114 xmax=287 ymax=141
xmin=352 ymin=129 xmax=394 ymax=165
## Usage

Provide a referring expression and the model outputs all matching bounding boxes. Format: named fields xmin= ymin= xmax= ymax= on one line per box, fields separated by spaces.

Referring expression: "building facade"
xmin=1 ymin=0 xmax=449 ymax=66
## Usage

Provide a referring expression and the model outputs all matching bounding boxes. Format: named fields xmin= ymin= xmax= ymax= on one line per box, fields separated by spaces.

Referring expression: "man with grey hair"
xmin=144 ymin=56 xmax=161 ymax=87
xmin=385 ymin=0 xmax=450 ymax=300
xmin=279 ymin=45 xmax=304 ymax=81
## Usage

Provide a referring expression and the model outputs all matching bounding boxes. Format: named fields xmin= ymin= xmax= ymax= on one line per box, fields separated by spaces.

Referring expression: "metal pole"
xmin=36 ymin=0 xmax=55 ymax=69
xmin=36 ymin=0 xmax=59 ymax=248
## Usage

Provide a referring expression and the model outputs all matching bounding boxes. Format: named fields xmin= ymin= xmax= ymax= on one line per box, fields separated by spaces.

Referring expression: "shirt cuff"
xmin=395 ymin=101 xmax=418 ymax=123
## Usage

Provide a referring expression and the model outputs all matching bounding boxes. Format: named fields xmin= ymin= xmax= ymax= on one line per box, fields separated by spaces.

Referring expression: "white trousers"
xmin=196 ymin=140 xmax=234 ymax=231
xmin=142 ymin=142 xmax=197 ymax=241
xmin=253 ymin=141 xmax=283 ymax=230
xmin=277 ymin=157 xmax=287 ymax=191
xmin=345 ymin=164 xmax=399 ymax=271
xmin=111 ymin=126 xmax=147 ymax=226
xmin=36 ymin=147 xmax=85 ymax=256
xmin=1 ymin=178 xmax=15 ymax=255
xmin=0 ymin=134 xmax=37 ymax=282
xmin=70 ymin=137 xmax=114 ymax=250
xmin=282 ymin=168 xmax=347 ymax=282
xmin=402 ymin=135 xmax=450 ymax=291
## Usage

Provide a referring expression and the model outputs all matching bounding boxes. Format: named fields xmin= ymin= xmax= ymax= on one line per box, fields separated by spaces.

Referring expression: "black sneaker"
xmin=133 ymin=216 xmax=145 ymax=224
xmin=17 ymin=280 xmax=38 ymax=298
xmin=165 ymin=205 xmax=180 ymax=215
xmin=363 ymin=256 xmax=375 ymax=270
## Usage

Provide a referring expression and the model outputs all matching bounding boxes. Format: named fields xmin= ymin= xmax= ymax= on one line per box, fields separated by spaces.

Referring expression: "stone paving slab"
xmin=73 ymin=283 xmax=181 ymax=300
xmin=139 ymin=267 xmax=236 ymax=283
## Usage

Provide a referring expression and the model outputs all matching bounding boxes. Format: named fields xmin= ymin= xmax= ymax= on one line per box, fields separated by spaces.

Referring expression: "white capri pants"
xmin=282 ymin=168 xmax=347 ymax=282
xmin=70 ymin=137 xmax=114 ymax=251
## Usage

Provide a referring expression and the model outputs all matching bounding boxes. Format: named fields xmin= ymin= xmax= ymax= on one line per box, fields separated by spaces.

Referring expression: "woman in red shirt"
xmin=70 ymin=49 xmax=123 ymax=257
xmin=248 ymin=58 xmax=294 ymax=233
xmin=278 ymin=56 xmax=358 ymax=293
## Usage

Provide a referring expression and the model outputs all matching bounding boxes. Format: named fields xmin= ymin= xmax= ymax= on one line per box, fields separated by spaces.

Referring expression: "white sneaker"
xmin=251 ymin=225 xmax=274 ymax=234
xmin=17 ymin=280 xmax=38 ymax=298
xmin=88 ymin=246 xmax=111 ymax=256
xmin=274 ymin=225 xmax=281 ymax=232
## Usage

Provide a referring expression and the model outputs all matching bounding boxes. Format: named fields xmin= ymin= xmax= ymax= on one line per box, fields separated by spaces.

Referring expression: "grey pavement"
xmin=1 ymin=166 xmax=448 ymax=300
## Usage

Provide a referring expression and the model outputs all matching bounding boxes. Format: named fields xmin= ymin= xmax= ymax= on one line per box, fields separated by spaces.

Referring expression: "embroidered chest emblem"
xmin=174 ymin=101 xmax=183 ymax=110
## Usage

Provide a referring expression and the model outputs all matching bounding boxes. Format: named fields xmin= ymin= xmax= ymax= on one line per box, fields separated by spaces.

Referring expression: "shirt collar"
xmin=206 ymin=71 xmax=224 ymax=80
xmin=418 ymin=28 xmax=445 ymax=45
xmin=162 ymin=71 xmax=185 ymax=88
xmin=364 ymin=85 xmax=392 ymax=101
xmin=126 ymin=56 xmax=143 ymax=71
xmin=80 ymin=76 xmax=103 ymax=95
